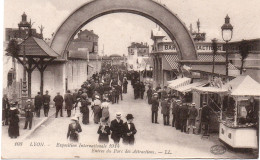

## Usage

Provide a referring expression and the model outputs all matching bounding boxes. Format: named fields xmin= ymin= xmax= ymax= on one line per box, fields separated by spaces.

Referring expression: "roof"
xmin=128 ymin=42 xmax=149 ymax=48
xmin=109 ymin=54 xmax=122 ymax=57
xmin=18 ymin=36 xmax=59 ymax=58
xmin=224 ymin=75 xmax=260 ymax=97
xmin=77 ymin=29 xmax=99 ymax=38
xmin=191 ymin=64 xmax=226 ymax=75
xmin=151 ymin=27 xmax=165 ymax=39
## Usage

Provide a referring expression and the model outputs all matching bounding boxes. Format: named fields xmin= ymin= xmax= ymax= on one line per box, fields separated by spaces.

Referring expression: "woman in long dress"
xmin=92 ymin=95 xmax=102 ymax=124
xmin=8 ymin=103 xmax=20 ymax=139
xmin=67 ymin=117 xmax=82 ymax=142
xmin=80 ymin=97 xmax=91 ymax=124
xmin=101 ymin=98 xmax=110 ymax=124
xmin=122 ymin=77 xmax=128 ymax=94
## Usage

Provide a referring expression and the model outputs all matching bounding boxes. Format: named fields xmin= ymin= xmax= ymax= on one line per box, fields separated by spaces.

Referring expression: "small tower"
xmin=18 ymin=12 xmax=31 ymax=38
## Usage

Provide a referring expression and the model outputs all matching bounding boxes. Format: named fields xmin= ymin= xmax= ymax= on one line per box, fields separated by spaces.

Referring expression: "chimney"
xmin=190 ymin=24 xmax=193 ymax=33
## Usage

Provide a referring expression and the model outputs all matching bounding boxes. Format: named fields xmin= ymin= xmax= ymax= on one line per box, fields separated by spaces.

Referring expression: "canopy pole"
xmin=234 ymin=99 xmax=238 ymax=127
xmin=220 ymin=95 xmax=223 ymax=121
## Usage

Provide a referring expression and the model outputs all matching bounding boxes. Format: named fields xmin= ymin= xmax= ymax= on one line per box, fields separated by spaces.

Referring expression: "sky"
xmin=3 ymin=0 xmax=260 ymax=56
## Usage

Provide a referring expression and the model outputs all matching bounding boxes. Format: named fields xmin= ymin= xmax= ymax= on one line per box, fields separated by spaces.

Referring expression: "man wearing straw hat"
xmin=151 ymin=92 xmax=159 ymax=124
xmin=110 ymin=112 xmax=124 ymax=144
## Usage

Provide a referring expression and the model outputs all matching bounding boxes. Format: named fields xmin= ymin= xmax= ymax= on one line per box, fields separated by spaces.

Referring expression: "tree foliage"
xmin=239 ymin=40 xmax=249 ymax=74
xmin=6 ymin=39 xmax=20 ymax=57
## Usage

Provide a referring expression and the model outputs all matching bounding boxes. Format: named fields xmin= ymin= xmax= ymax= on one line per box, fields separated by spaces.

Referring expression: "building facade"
xmin=151 ymin=26 xmax=240 ymax=87
xmin=127 ymin=42 xmax=149 ymax=71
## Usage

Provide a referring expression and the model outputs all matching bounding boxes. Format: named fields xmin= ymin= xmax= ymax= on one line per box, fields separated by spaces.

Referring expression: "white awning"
xmin=168 ymin=77 xmax=191 ymax=89
xmin=192 ymin=86 xmax=228 ymax=94
xmin=176 ymin=81 xmax=208 ymax=93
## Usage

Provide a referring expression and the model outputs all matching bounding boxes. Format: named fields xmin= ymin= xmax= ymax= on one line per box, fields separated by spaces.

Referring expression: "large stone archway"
xmin=51 ymin=0 xmax=197 ymax=60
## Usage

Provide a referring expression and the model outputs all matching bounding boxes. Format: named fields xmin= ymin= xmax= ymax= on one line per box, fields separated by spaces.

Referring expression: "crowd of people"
xmin=144 ymin=85 xmax=211 ymax=135
xmin=64 ymin=66 xmax=137 ymax=144
xmin=3 ymin=65 xmax=138 ymax=145
xmin=2 ymin=65 xmax=213 ymax=143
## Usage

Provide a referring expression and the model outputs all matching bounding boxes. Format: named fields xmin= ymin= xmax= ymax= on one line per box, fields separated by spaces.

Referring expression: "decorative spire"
xmin=197 ymin=19 xmax=200 ymax=33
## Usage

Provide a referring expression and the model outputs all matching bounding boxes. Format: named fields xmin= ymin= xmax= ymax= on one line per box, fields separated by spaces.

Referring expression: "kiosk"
xmin=220 ymin=75 xmax=259 ymax=149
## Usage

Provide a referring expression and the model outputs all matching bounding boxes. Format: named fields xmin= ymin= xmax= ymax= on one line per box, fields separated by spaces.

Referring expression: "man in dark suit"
xmin=42 ymin=90 xmax=50 ymax=117
xmin=53 ymin=92 xmax=64 ymax=118
xmin=179 ymin=102 xmax=189 ymax=133
xmin=187 ymin=102 xmax=198 ymax=134
xmin=72 ymin=89 xmax=78 ymax=104
xmin=161 ymin=97 xmax=170 ymax=126
xmin=133 ymin=80 xmax=140 ymax=99
xmin=24 ymin=99 xmax=34 ymax=130
xmin=160 ymin=86 xmax=168 ymax=100
xmin=151 ymin=93 xmax=159 ymax=124
xmin=64 ymin=90 xmax=74 ymax=117
xmin=110 ymin=113 xmax=124 ymax=144
xmin=201 ymin=102 xmax=211 ymax=135
xmin=146 ymin=85 xmax=153 ymax=105
xmin=34 ymin=92 xmax=43 ymax=117
xmin=122 ymin=114 xmax=137 ymax=145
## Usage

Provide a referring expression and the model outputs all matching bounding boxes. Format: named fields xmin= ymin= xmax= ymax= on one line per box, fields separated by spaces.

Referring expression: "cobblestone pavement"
xmin=1 ymin=82 xmax=256 ymax=159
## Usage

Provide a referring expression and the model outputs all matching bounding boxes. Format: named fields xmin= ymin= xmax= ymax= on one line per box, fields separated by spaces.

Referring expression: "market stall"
xmin=192 ymin=86 xmax=228 ymax=133
xmin=220 ymin=75 xmax=259 ymax=149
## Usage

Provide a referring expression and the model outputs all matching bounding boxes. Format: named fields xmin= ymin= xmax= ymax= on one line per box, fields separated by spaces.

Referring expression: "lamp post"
xmin=211 ymin=38 xmax=218 ymax=74
xmin=221 ymin=15 xmax=233 ymax=76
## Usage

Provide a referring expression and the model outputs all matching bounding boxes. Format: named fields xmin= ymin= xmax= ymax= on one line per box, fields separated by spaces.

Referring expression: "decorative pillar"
xmin=21 ymin=43 xmax=28 ymax=108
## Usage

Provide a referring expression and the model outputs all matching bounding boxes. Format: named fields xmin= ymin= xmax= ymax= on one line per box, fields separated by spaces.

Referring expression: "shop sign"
xmin=196 ymin=45 xmax=223 ymax=52
xmin=162 ymin=43 xmax=224 ymax=52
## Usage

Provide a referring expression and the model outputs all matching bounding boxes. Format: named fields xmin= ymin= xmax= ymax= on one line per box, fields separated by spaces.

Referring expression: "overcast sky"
xmin=3 ymin=0 xmax=260 ymax=55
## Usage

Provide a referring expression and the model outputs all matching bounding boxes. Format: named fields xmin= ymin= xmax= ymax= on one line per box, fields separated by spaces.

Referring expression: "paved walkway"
xmin=2 ymin=82 xmax=256 ymax=159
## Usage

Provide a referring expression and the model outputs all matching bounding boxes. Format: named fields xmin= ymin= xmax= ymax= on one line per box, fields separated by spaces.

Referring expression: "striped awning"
xmin=192 ymin=86 xmax=228 ymax=94
xmin=168 ymin=77 xmax=191 ymax=89
xmin=176 ymin=81 xmax=208 ymax=93
xmin=198 ymin=54 xmax=225 ymax=62
xmin=164 ymin=54 xmax=179 ymax=70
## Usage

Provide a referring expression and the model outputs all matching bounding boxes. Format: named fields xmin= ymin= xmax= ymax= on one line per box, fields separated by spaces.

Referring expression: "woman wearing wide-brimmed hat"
xmin=67 ymin=117 xmax=82 ymax=142
xmin=8 ymin=102 xmax=20 ymax=139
